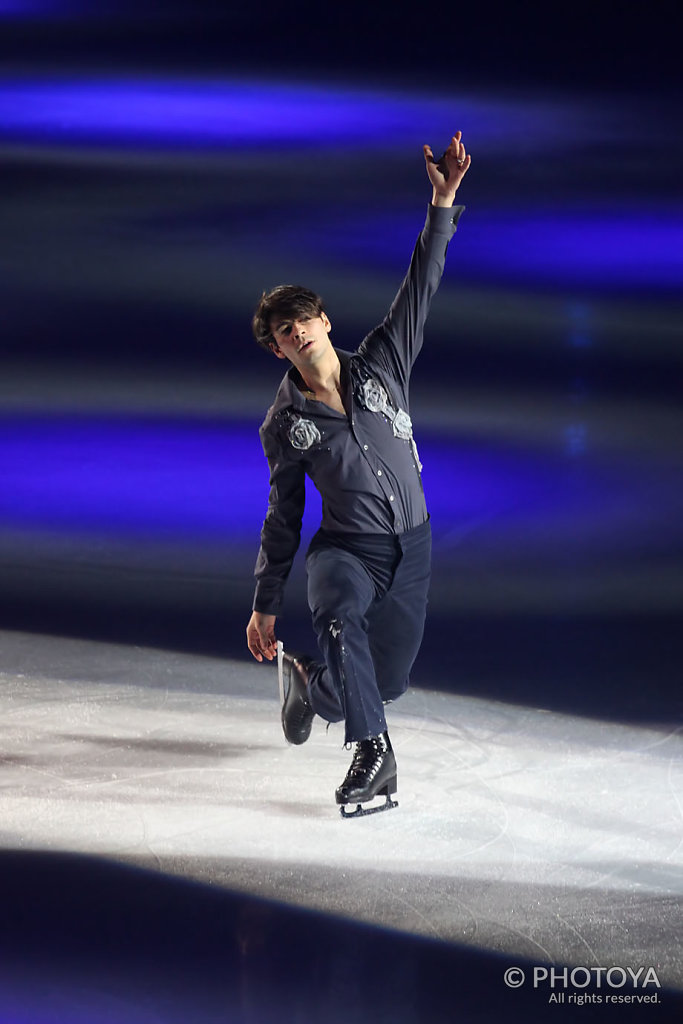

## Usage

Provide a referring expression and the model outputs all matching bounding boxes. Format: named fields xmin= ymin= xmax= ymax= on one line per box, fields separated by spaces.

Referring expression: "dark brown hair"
xmin=252 ymin=284 xmax=325 ymax=352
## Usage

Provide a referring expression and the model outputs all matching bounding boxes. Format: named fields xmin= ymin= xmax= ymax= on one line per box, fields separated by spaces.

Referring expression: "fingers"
xmin=247 ymin=632 xmax=277 ymax=662
xmin=424 ymin=132 xmax=470 ymax=176
xmin=246 ymin=610 xmax=278 ymax=659
xmin=443 ymin=133 xmax=471 ymax=181
xmin=448 ymin=132 xmax=467 ymax=165
xmin=260 ymin=636 xmax=277 ymax=661
xmin=246 ymin=617 xmax=278 ymax=662
xmin=246 ymin=627 xmax=263 ymax=662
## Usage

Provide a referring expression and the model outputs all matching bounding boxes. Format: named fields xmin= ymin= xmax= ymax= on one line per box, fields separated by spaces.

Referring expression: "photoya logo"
xmin=504 ymin=964 xmax=662 ymax=991
xmin=533 ymin=966 xmax=661 ymax=989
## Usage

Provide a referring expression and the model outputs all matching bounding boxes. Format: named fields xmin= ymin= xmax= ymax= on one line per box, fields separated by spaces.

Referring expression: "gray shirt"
xmin=253 ymin=202 xmax=465 ymax=615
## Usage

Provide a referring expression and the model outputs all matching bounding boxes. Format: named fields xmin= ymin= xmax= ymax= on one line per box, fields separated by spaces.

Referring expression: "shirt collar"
xmin=270 ymin=349 xmax=354 ymax=414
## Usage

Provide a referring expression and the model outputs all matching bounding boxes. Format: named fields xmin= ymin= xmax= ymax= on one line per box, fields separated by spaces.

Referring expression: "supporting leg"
xmin=306 ymin=545 xmax=387 ymax=745
xmin=335 ymin=732 xmax=398 ymax=818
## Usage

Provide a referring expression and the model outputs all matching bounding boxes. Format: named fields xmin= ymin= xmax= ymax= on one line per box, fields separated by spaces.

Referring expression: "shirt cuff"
xmin=253 ymin=584 xmax=283 ymax=617
xmin=427 ymin=202 xmax=465 ymax=233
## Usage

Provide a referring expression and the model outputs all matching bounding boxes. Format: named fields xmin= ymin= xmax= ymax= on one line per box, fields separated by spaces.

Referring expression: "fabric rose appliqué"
xmin=392 ymin=409 xmax=413 ymax=440
xmin=288 ymin=416 xmax=321 ymax=451
xmin=361 ymin=378 xmax=388 ymax=414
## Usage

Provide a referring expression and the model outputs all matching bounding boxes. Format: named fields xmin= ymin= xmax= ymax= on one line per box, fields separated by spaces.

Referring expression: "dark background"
xmin=2 ymin=0 xmax=681 ymax=721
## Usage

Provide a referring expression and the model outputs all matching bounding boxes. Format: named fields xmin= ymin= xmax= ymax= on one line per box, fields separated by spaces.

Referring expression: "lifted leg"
xmin=277 ymin=642 xmax=315 ymax=745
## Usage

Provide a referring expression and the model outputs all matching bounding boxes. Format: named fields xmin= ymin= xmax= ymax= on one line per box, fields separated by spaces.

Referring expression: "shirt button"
xmin=363 ymin=444 xmax=368 ymax=451
xmin=377 ymin=470 xmax=382 ymax=477
xmin=389 ymin=495 xmax=395 ymax=502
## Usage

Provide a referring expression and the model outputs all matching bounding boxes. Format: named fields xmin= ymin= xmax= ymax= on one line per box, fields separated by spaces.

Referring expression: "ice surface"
xmin=1 ymin=628 xmax=681 ymax=989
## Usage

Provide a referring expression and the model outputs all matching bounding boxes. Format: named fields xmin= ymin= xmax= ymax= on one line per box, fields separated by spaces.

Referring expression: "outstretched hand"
xmin=424 ymin=131 xmax=471 ymax=206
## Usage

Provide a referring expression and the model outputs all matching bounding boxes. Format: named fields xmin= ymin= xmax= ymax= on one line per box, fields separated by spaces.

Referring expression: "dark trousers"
xmin=305 ymin=520 xmax=431 ymax=744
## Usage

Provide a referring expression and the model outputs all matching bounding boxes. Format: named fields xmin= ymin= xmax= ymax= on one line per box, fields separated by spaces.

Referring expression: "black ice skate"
xmin=277 ymin=641 xmax=315 ymax=745
xmin=335 ymin=732 xmax=398 ymax=818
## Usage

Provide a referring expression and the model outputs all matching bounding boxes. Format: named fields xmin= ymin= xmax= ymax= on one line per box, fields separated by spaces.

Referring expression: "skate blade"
xmin=340 ymin=794 xmax=398 ymax=819
xmin=276 ymin=640 xmax=285 ymax=706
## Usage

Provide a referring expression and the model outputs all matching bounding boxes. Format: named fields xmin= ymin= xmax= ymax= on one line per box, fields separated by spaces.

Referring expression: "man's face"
xmin=269 ymin=312 xmax=332 ymax=369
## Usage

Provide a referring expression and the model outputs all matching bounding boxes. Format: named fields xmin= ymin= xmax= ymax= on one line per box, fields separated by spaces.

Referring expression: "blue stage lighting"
xmin=0 ymin=74 xmax=581 ymax=150
xmin=0 ymin=415 xmax=628 ymax=543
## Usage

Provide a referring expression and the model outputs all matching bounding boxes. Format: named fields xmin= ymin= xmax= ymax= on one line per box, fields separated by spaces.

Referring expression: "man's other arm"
xmin=247 ymin=431 xmax=306 ymax=662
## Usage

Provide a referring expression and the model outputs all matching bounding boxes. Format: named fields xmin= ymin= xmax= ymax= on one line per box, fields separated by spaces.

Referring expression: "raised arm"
xmin=358 ymin=133 xmax=470 ymax=385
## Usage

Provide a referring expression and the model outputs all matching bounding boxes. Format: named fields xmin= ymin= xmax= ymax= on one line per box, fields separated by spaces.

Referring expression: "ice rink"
xmin=1 ymin=629 xmax=681 ymax=1022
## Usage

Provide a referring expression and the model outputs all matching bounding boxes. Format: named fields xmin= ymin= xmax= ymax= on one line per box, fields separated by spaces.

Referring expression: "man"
xmin=246 ymin=133 xmax=470 ymax=817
